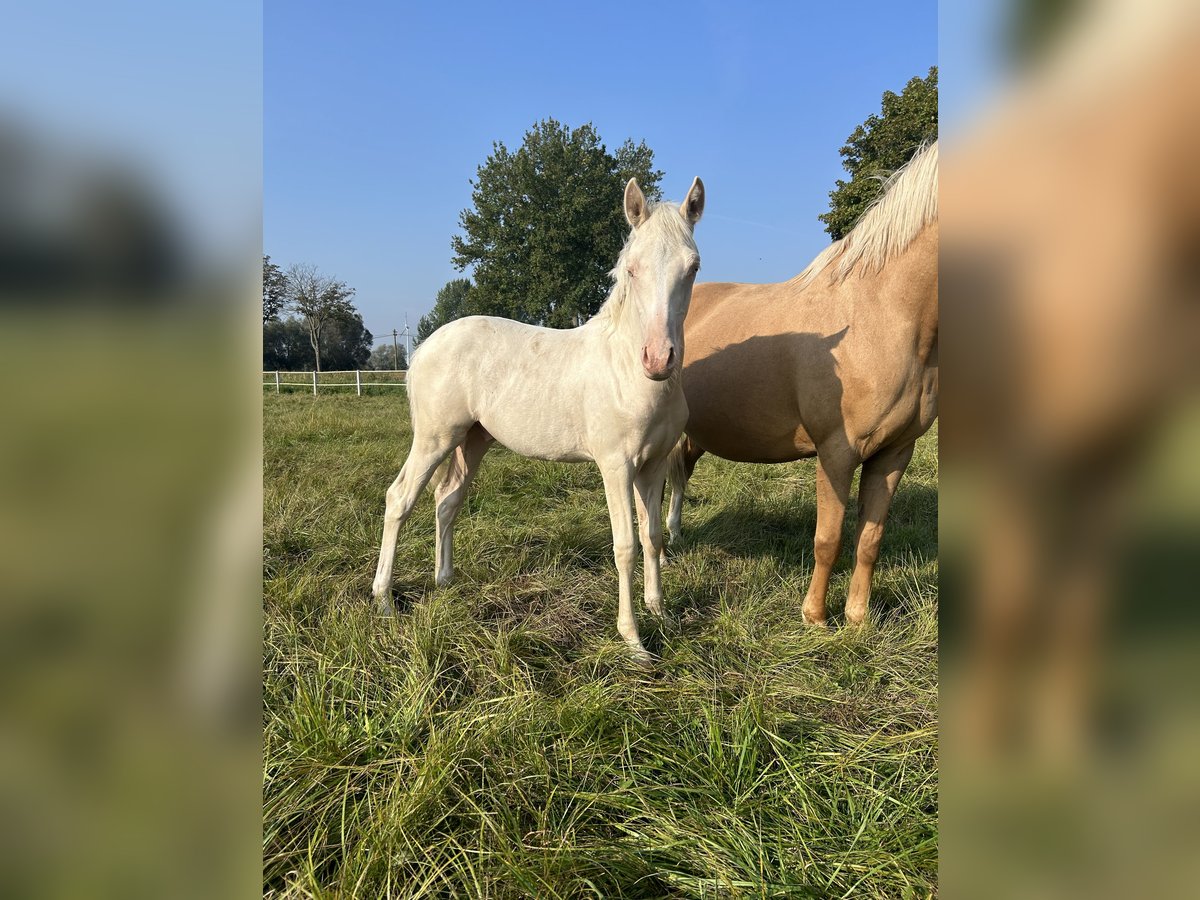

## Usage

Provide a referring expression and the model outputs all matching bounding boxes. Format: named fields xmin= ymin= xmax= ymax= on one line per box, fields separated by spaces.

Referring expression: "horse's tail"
xmin=667 ymin=434 xmax=690 ymax=500
xmin=430 ymin=454 xmax=453 ymax=495
xmin=666 ymin=434 xmax=702 ymax=543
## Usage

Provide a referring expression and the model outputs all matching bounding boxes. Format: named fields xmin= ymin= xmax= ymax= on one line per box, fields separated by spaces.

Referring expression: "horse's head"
xmin=622 ymin=177 xmax=705 ymax=380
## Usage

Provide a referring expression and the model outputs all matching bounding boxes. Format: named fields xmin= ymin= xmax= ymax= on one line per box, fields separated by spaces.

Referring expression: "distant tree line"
xmin=263 ymin=257 xmax=401 ymax=371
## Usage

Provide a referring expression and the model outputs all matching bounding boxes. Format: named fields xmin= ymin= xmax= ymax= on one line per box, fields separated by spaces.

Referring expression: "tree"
xmin=366 ymin=343 xmax=406 ymax=370
xmin=451 ymin=119 xmax=663 ymax=328
xmin=417 ymin=278 xmax=473 ymax=344
xmin=263 ymin=313 xmax=372 ymax=370
xmin=285 ymin=262 xmax=357 ymax=372
xmin=318 ymin=310 xmax=373 ymax=370
xmin=263 ymin=318 xmax=313 ymax=370
xmin=263 ymin=255 xmax=287 ymax=323
xmin=819 ymin=67 xmax=938 ymax=240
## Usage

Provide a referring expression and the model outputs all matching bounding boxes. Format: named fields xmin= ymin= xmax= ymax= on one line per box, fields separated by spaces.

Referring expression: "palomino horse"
xmin=666 ymin=142 xmax=937 ymax=626
xmin=373 ymin=177 xmax=705 ymax=661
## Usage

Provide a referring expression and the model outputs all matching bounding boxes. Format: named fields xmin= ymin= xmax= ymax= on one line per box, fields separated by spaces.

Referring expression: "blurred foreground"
xmin=942 ymin=0 xmax=1200 ymax=896
xmin=0 ymin=3 xmax=261 ymax=896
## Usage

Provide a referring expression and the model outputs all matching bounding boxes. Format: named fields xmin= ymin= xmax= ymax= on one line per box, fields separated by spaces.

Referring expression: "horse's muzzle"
xmin=641 ymin=344 xmax=676 ymax=381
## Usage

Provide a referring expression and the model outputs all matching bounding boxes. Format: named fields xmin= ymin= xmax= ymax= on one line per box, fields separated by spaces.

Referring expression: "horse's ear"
xmin=681 ymin=177 xmax=705 ymax=226
xmin=624 ymin=178 xmax=648 ymax=228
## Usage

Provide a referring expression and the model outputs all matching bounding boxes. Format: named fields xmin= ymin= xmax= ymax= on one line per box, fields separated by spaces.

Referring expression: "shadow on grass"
xmin=681 ymin=482 xmax=936 ymax=563
xmin=373 ymin=578 xmax=435 ymax=615
xmin=671 ymin=481 xmax=938 ymax=626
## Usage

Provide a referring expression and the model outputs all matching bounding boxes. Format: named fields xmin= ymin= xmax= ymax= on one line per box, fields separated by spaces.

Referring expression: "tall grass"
xmin=264 ymin=394 xmax=937 ymax=898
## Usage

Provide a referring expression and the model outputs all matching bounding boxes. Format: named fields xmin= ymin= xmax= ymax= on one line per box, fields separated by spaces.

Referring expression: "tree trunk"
xmin=309 ymin=322 xmax=322 ymax=372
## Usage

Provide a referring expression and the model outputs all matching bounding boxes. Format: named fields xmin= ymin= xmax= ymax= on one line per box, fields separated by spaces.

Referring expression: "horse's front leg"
xmin=634 ymin=457 xmax=669 ymax=617
xmin=802 ymin=449 xmax=856 ymax=626
xmin=599 ymin=461 xmax=650 ymax=663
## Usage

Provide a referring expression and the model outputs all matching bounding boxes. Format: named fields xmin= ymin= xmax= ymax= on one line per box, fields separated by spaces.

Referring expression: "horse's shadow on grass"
xmin=372 ymin=579 xmax=433 ymax=617
xmin=680 ymin=483 xmax=937 ymax=562
xmin=670 ymin=481 xmax=938 ymax=627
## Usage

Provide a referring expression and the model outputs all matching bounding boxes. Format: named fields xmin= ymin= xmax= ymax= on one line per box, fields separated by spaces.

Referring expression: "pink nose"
xmin=641 ymin=344 xmax=675 ymax=380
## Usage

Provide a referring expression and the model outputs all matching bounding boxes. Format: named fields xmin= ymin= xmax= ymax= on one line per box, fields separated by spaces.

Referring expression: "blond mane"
xmin=797 ymin=141 xmax=938 ymax=288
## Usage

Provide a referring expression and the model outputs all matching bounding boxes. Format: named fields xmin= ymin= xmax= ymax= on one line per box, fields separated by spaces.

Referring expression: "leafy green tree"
xmin=285 ymin=262 xmax=357 ymax=372
xmin=819 ymin=67 xmax=938 ymax=240
xmin=263 ymin=255 xmax=287 ymax=323
xmin=263 ymin=312 xmax=372 ymax=370
xmin=319 ymin=310 xmax=373 ymax=370
xmin=263 ymin=318 xmax=312 ymax=370
xmin=416 ymin=278 xmax=473 ymax=345
xmin=451 ymin=119 xmax=663 ymax=328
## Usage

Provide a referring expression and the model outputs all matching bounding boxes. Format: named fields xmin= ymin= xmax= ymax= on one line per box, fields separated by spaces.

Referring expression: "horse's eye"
xmin=627 ymin=268 xmax=637 ymax=278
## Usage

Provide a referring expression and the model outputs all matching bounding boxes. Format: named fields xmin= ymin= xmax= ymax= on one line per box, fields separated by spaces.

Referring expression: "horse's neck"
xmin=835 ymin=222 xmax=938 ymax=324
xmin=897 ymin=222 xmax=939 ymax=326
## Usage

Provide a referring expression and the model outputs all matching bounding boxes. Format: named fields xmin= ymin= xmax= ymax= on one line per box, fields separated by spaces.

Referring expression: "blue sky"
xmin=266 ymin=1 xmax=938 ymax=342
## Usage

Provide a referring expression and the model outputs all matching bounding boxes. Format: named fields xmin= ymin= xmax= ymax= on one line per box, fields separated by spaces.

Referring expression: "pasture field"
xmin=264 ymin=392 xmax=938 ymax=898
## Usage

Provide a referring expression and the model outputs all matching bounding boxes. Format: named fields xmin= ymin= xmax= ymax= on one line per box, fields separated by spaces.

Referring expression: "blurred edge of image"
xmin=940 ymin=0 xmax=1200 ymax=897
xmin=0 ymin=2 xmax=262 ymax=897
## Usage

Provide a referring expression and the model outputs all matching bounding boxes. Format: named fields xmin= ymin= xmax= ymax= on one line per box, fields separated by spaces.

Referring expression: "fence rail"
xmin=263 ymin=370 xmax=407 ymax=396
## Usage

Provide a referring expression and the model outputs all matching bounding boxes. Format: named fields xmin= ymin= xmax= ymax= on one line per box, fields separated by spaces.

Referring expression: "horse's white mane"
xmin=595 ymin=201 xmax=696 ymax=331
xmin=797 ymin=140 xmax=938 ymax=288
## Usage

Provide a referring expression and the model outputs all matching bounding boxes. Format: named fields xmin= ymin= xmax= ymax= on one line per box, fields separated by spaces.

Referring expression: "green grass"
xmin=264 ymin=394 xmax=938 ymax=898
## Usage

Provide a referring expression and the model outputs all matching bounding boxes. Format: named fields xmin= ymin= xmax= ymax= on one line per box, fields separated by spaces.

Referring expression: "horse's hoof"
xmin=802 ymin=612 xmax=829 ymax=629
xmin=629 ymin=647 xmax=656 ymax=668
xmin=435 ymin=572 xmax=453 ymax=588
xmin=374 ymin=594 xmax=396 ymax=616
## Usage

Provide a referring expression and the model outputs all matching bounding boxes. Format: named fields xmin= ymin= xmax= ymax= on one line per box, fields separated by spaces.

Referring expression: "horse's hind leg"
xmin=371 ymin=429 xmax=462 ymax=611
xmin=845 ymin=441 xmax=915 ymax=625
xmin=666 ymin=436 xmax=704 ymax=546
xmin=634 ymin=457 xmax=669 ymax=616
xmin=434 ymin=424 xmax=493 ymax=587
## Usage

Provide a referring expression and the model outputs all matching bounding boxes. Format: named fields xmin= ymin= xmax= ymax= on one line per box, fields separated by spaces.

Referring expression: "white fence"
xmin=263 ymin=370 xmax=407 ymax=396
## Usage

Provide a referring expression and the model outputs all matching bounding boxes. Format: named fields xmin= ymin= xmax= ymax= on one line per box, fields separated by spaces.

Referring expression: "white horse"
xmin=372 ymin=177 xmax=705 ymax=661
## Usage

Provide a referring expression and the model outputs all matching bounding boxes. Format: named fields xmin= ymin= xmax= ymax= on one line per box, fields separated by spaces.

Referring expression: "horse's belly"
xmin=685 ymin=386 xmax=815 ymax=463
xmin=502 ymin=441 xmax=592 ymax=464
xmin=689 ymin=420 xmax=814 ymax=463
xmin=481 ymin=418 xmax=592 ymax=463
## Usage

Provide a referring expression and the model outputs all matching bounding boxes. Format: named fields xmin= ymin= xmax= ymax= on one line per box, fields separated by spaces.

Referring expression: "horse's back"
xmin=408 ymin=315 xmax=597 ymax=458
xmin=413 ymin=315 xmax=555 ymax=384
xmin=415 ymin=315 xmax=530 ymax=358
